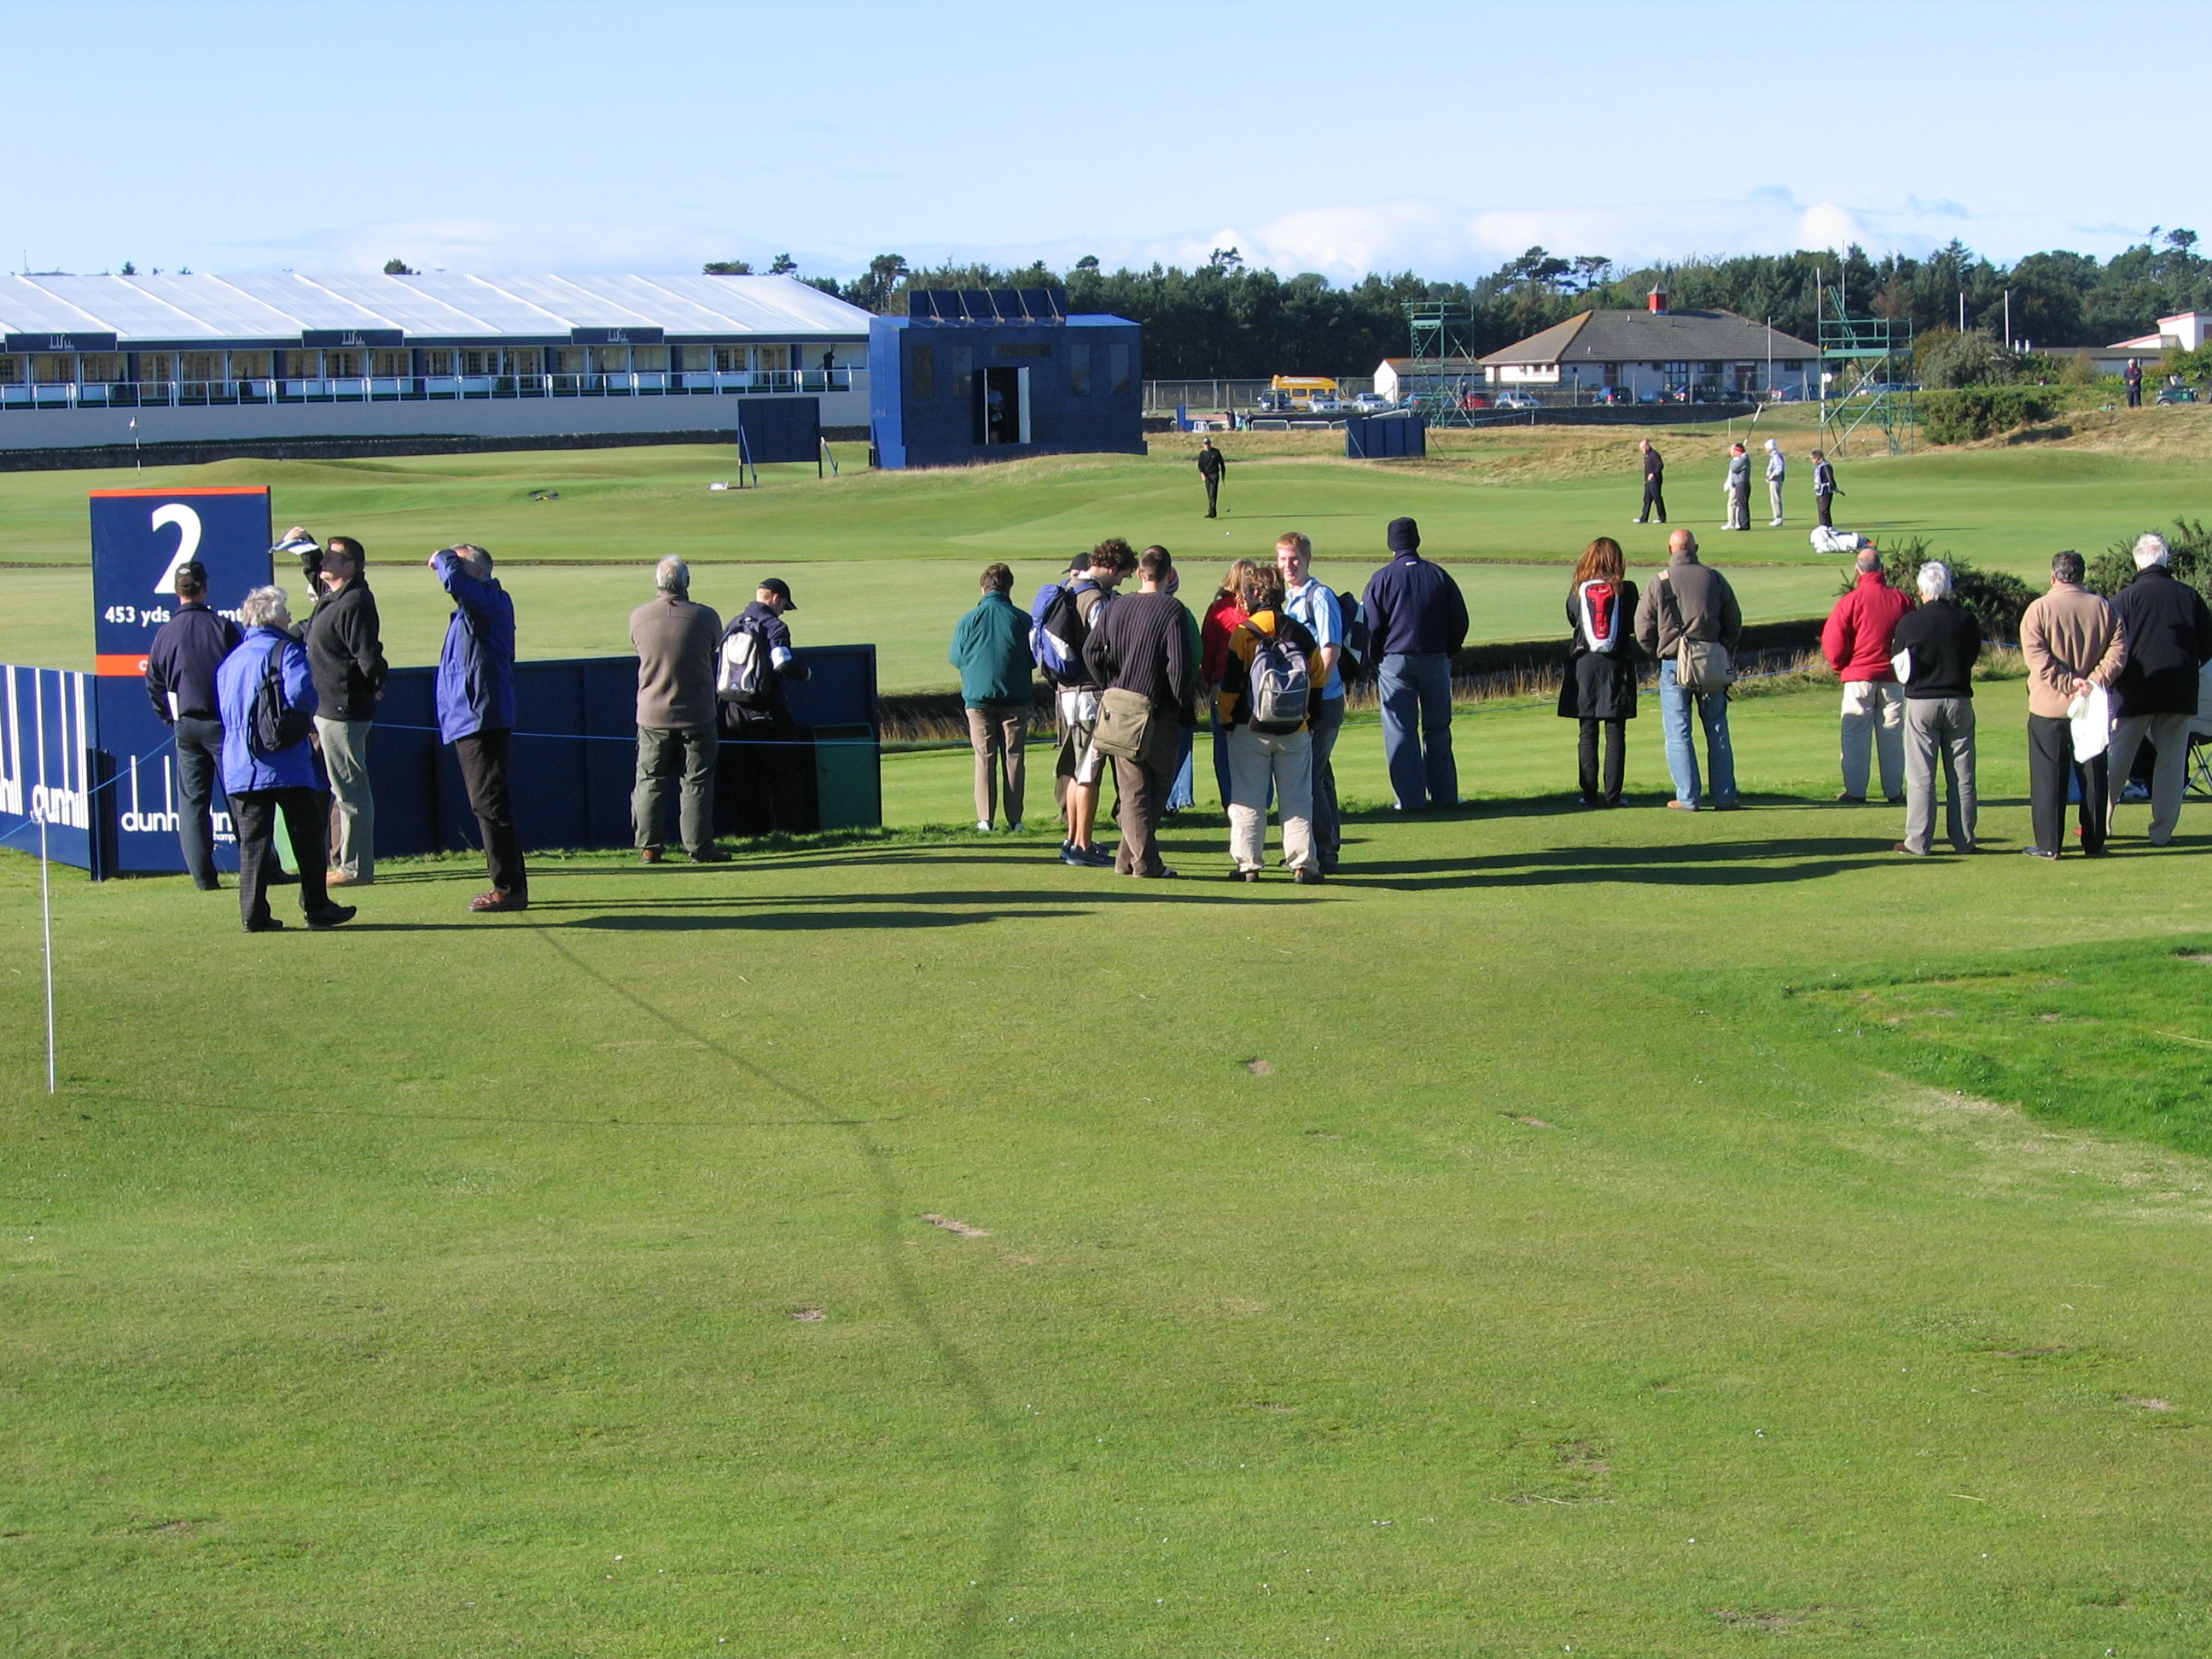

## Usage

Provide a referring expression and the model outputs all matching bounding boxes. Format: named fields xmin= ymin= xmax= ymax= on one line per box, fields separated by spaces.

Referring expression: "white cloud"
xmin=224 ymin=218 xmax=748 ymax=274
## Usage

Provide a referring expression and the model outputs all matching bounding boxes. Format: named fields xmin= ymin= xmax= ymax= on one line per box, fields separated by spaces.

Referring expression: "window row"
xmin=0 ymin=342 xmax=860 ymax=385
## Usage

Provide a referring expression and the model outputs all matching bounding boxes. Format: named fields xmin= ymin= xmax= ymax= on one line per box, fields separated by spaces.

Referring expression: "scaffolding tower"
xmin=1818 ymin=294 xmax=1915 ymax=456
xmin=1402 ymin=300 xmax=1485 ymax=426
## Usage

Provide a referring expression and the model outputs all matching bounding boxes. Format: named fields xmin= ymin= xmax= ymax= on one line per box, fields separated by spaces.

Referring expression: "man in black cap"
xmin=1359 ymin=517 xmax=1468 ymax=810
xmin=143 ymin=559 xmax=243 ymax=888
xmin=1196 ymin=436 xmax=1227 ymax=517
xmin=718 ymin=577 xmax=815 ymax=832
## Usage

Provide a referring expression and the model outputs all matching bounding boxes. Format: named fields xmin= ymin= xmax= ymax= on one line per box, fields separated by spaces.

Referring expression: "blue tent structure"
xmin=869 ymin=289 xmax=1143 ymax=470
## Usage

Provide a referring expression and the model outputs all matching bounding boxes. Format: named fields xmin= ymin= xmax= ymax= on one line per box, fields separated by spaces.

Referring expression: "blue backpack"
xmin=1029 ymin=577 xmax=1098 ymax=684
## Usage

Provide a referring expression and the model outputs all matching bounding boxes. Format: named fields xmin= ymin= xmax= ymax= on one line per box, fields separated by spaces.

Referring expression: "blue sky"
xmin=5 ymin=0 xmax=2198 ymax=281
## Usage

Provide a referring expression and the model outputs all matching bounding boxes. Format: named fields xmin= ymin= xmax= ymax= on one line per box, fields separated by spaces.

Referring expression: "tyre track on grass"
xmin=533 ymin=926 xmax=1027 ymax=1656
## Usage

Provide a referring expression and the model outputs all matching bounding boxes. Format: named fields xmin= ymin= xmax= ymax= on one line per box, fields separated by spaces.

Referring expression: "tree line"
xmin=703 ymin=233 xmax=2212 ymax=380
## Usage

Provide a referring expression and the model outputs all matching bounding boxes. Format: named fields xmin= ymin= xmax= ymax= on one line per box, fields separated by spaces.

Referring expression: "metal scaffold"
xmin=1401 ymin=301 xmax=1487 ymax=426
xmin=1818 ymin=294 xmax=1915 ymax=456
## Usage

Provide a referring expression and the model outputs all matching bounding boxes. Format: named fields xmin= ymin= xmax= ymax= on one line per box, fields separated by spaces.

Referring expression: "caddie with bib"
xmin=1557 ymin=537 xmax=1641 ymax=808
xmin=1633 ymin=529 xmax=1743 ymax=811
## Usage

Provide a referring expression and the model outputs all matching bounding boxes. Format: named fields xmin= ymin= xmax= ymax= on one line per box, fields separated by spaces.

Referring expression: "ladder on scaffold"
xmin=1819 ymin=296 xmax=1914 ymax=457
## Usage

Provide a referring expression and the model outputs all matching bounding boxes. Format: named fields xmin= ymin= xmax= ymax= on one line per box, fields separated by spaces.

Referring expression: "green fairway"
xmin=8 ymin=676 xmax=2212 ymax=1656
xmin=3 ymin=415 xmax=2210 ymax=691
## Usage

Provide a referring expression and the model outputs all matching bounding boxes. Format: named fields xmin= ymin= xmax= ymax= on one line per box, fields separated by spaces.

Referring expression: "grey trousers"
xmin=1902 ymin=697 xmax=1977 ymax=853
xmin=2107 ymin=711 xmax=2194 ymax=845
xmin=1226 ymin=724 xmax=1316 ymax=873
xmin=1309 ymin=695 xmax=1346 ymax=868
xmin=1725 ymin=486 xmax=1749 ymax=530
xmin=314 ymin=715 xmax=375 ymax=881
xmin=634 ymin=723 xmax=719 ymax=854
xmin=1767 ymin=477 xmax=1784 ymax=521
xmin=966 ymin=703 xmax=1027 ymax=828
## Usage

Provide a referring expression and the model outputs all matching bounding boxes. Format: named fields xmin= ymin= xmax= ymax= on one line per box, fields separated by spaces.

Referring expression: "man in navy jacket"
xmin=1359 ymin=517 xmax=1469 ymax=810
xmin=430 ymin=544 xmax=527 ymax=912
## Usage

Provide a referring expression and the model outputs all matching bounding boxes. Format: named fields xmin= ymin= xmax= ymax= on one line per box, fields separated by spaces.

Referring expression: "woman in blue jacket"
xmin=217 ymin=586 xmax=356 ymax=933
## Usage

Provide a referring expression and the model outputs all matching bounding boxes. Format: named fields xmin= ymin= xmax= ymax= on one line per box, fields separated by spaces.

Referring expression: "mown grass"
xmin=6 ymin=677 xmax=2212 ymax=1656
xmin=3 ymin=417 xmax=2211 ymax=687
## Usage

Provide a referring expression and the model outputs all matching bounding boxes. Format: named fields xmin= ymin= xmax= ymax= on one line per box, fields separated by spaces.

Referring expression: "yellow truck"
xmin=1263 ymin=375 xmax=1340 ymax=412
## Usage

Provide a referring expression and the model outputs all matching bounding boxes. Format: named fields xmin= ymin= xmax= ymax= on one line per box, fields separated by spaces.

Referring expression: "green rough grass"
xmin=1769 ymin=939 xmax=2212 ymax=1155
xmin=4 ymin=418 xmax=2211 ymax=688
xmin=6 ymin=678 xmax=2212 ymax=1656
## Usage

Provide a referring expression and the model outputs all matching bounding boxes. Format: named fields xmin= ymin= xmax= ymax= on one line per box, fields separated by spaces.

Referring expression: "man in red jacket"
xmin=1821 ymin=546 xmax=1915 ymax=803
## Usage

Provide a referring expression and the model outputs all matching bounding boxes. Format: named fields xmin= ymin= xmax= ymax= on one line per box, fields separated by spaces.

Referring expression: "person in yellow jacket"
xmin=1218 ymin=563 xmax=1324 ymax=884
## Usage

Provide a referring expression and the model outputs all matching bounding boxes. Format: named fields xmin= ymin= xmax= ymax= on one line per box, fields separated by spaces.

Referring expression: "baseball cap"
xmin=759 ymin=576 xmax=796 ymax=609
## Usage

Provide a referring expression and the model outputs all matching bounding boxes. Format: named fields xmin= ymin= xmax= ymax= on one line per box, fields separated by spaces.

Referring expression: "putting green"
xmin=6 ymin=675 xmax=2212 ymax=1656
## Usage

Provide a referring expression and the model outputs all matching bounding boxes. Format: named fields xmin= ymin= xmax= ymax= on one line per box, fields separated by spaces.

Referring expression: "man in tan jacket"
xmin=2019 ymin=550 xmax=2128 ymax=859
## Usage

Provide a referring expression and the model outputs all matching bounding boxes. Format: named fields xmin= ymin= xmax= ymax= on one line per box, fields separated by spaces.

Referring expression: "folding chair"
xmin=2189 ymin=722 xmax=2212 ymax=800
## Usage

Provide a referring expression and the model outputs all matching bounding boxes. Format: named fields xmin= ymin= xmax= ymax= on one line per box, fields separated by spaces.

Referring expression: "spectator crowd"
xmin=140 ymin=497 xmax=2212 ymax=929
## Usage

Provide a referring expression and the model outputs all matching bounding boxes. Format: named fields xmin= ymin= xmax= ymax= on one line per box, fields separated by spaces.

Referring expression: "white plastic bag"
xmin=2067 ymin=684 xmax=2112 ymax=760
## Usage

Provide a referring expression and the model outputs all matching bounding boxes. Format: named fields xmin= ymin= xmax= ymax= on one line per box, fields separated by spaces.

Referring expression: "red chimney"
xmin=1647 ymin=287 xmax=1668 ymax=314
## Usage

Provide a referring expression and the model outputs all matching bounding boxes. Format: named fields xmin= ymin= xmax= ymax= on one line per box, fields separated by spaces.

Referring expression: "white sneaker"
xmin=976 ymin=819 xmax=992 ymax=833
xmin=1769 ymin=518 xmax=1784 ymax=527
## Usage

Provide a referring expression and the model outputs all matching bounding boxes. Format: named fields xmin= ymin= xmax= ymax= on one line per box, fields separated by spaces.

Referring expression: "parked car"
xmin=1593 ymin=386 xmax=1630 ymax=405
xmin=1353 ymin=392 xmax=1391 ymax=412
xmin=1494 ymin=393 xmax=1541 ymax=411
xmin=1307 ymin=395 xmax=1347 ymax=414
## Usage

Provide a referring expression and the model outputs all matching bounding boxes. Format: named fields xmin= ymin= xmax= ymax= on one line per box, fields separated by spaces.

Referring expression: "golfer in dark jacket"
xmin=2107 ymin=533 xmax=2212 ymax=845
xmin=304 ymin=533 xmax=387 ymax=886
xmin=143 ymin=559 xmax=242 ymax=888
xmin=431 ymin=544 xmax=527 ymax=912
xmin=1196 ymin=437 xmax=1226 ymax=517
xmin=1361 ymin=516 xmax=1469 ymax=810
xmin=1810 ymin=451 xmax=1840 ymax=528
xmin=1888 ymin=562 xmax=1982 ymax=855
xmin=1080 ymin=546 xmax=1196 ymax=876
xmin=630 ymin=555 xmax=725 ymax=864
xmin=949 ymin=562 xmax=1033 ymax=832
xmin=1635 ymin=439 xmax=1665 ymax=524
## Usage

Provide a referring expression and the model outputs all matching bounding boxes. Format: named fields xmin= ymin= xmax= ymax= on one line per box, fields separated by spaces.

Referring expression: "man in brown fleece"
xmin=2018 ymin=550 xmax=2128 ymax=859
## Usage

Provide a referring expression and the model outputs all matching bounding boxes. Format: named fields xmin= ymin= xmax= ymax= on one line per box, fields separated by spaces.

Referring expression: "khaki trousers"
xmin=966 ymin=704 xmax=1027 ymax=828
xmin=2107 ymin=711 xmax=2194 ymax=845
xmin=314 ymin=715 xmax=375 ymax=881
xmin=1226 ymin=725 xmax=1316 ymax=873
xmin=1840 ymin=680 xmax=1905 ymax=800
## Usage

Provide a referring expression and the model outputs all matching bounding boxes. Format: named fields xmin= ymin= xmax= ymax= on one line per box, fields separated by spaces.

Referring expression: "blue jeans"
xmin=1657 ymin=658 xmax=1736 ymax=806
xmin=1378 ymin=652 xmax=1456 ymax=809
xmin=1166 ymin=722 xmax=1196 ymax=812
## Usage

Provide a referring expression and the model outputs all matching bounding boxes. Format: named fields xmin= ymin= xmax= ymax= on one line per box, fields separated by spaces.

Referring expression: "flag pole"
xmin=39 ymin=811 xmax=55 ymax=1093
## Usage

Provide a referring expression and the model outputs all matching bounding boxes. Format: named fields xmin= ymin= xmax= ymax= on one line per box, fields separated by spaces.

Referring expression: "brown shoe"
xmin=326 ymin=870 xmax=370 ymax=888
xmin=639 ymin=847 xmax=663 ymax=864
xmin=469 ymin=891 xmax=528 ymax=913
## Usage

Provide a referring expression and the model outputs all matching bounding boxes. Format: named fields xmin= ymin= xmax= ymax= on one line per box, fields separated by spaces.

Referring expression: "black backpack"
xmin=248 ymin=635 xmax=312 ymax=756
xmin=1336 ymin=591 xmax=1371 ymax=684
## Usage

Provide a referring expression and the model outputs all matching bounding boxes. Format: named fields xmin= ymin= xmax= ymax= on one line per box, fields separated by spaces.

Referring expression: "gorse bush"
xmin=1834 ymin=535 xmax=2035 ymax=640
xmin=1913 ymin=328 xmax=2017 ymax=389
xmin=2087 ymin=516 xmax=2212 ymax=595
xmin=1919 ymin=386 xmax=2063 ymax=443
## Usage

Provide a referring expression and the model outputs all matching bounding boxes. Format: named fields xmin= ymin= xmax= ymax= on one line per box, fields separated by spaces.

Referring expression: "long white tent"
xmin=0 ymin=271 xmax=870 ymax=346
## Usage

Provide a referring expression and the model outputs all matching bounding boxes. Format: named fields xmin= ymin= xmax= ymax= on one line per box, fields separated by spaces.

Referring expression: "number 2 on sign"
xmin=150 ymin=503 xmax=203 ymax=595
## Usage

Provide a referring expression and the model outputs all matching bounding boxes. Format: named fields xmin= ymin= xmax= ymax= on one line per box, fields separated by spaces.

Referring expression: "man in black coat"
xmin=719 ymin=577 xmax=814 ymax=833
xmin=143 ymin=559 xmax=242 ymax=888
xmin=304 ymin=533 xmax=387 ymax=885
xmin=1196 ymin=437 xmax=1226 ymax=517
xmin=1888 ymin=560 xmax=1983 ymax=856
xmin=2107 ymin=533 xmax=2212 ymax=845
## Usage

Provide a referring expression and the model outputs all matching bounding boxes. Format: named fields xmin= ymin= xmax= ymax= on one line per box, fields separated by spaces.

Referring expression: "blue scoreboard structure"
xmin=868 ymin=289 xmax=1144 ymax=470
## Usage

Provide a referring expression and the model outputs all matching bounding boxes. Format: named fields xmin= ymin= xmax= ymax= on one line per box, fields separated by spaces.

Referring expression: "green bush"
xmin=2087 ymin=515 xmax=2212 ymax=595
xmin=1919 ymin=386 xmax=2063 ymax=444
xmin=1914 ymin=328 xmax=2015 ymax=389
xmin=1835 ymin=534 xmax=2036 ymax=640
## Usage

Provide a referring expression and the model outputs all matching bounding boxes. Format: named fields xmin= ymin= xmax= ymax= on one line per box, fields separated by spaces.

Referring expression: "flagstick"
xmin=39 ymin=812 xmax=55 ymax=1093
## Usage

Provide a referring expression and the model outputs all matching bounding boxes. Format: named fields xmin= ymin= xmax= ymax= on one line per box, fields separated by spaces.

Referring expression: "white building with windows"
xmin=0 ymin=271 xmax=874 ymax=451
xmin=1478 ymin=290 xmax=1819 ymax=401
